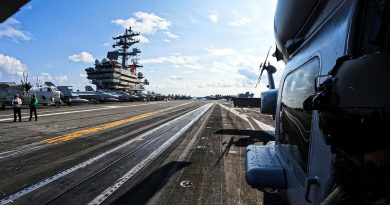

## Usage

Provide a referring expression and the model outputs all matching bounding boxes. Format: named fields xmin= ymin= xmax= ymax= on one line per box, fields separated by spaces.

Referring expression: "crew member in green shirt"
xmin=29 ymin=94 xmax=38 ymax=121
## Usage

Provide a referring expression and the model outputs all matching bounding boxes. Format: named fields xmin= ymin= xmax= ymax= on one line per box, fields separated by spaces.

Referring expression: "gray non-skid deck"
xmin=0 ymin=100 xmax=284 ymax=205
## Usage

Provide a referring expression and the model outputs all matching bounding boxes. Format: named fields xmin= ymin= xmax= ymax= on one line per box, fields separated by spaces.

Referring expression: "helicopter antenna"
xmin=255 ymin=46 xmax=272 ymax=88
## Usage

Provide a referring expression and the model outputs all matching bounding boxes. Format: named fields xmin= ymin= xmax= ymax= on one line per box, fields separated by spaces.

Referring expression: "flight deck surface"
xmin=0 ymin=100 xmax=285 ymax=205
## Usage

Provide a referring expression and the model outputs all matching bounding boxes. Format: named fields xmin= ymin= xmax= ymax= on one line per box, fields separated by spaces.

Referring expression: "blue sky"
xmin=0 ymin=0 xmax=284 ymax=97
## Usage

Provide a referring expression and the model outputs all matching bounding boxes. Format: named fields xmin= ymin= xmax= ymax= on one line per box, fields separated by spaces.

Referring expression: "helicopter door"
xmin=304 ymin=112 xmax=333 ymax=204
xmin=278 ymin=58 xmax=332 ymax=204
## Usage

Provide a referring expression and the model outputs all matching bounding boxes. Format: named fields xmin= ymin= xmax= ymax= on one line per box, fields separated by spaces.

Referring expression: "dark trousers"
xmin=13 ymin=107 xmax=21 ymax=122
xmin=30 ymin=106 xmax=37 ymax=120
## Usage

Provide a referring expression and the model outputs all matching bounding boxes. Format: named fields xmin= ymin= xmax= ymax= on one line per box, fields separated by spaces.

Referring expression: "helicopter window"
xmin=279 ymin=58 xmax=320 ymax=171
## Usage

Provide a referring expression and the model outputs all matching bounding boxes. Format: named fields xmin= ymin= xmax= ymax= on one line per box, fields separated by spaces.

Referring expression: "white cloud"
xmin=207 ymin=82 xmax=234 ymax=88
xmin=238 ymin=68 xmax=258 ymax=81
xmin=37 ymin=73 xmax=53 ymax=82
xmin=0 ymin=18 xmax=31 ymax=41
xmin=206 ymin=47 xmax=237 ymax=56
xmin=79 ymin=73 xmax=87 ymax=78
xmin=103 ymin=43 xmax=110 ymax=47
xmin=164 ymin=31 xmax=179 ymax=39
xmin=31 ymin=73 xmax=68 ymax=86
xmin=209 ymin=14 xmax=219 ymax=23
xmin=69 ymin=52 xmax=95 ymax=63
xmin=133 ymin=35 xmax=150 ymax=43
xmin=0 ymin=53 xmax=28 ymax=77
xmin=210 ymin=61 xmax=236 ymax=74
xmin=196 ymin=81 xmax=206 ymax=88
xmin=169 ymin=76 xmax=183 ymax=80
xmin=112 ymin=12 xmax=171 ymax=34
xmin=55 ymin=75 xmax=68 ymax=83
xmin=229 ymin=17 xmax=250 ymax=27
xmin=141 ymin=56 xmax=200 ymax=70
xmin=24 ymin=4 xmax=33 ymax=10
xmin=181 ymin=70 xmax=194 ymax=74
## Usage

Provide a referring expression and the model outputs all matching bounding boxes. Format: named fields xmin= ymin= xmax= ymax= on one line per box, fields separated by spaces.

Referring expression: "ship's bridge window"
xmin=279 ymin=58 xmax=320 ymax=172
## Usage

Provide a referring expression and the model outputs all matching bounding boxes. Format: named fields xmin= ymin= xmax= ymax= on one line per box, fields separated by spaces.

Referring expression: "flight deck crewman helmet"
xmin=303 ymin=53 xmax=390 ymax=154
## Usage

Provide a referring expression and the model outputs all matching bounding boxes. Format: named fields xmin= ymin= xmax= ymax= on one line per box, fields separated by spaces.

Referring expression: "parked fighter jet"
xmin=56 ymin=86 xmax=89 ymax=105
xmin=245 ymin=1 xmax=390 ymax=205
xmin=76 ymin=86 xmax=120 ymax=103
xmin=114 ymin=91 xmax=139 ymax=102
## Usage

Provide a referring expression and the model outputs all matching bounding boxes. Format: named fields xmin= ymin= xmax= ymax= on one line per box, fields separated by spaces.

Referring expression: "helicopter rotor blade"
xmin=263 ymin=46 xmax=272 ymax=68
xmin=255 ymin=46 xmax=272 ymax=88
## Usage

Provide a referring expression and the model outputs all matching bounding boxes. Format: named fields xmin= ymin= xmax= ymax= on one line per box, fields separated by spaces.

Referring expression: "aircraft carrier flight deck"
xmin=0 ymin=100 xmax=284 ymax=205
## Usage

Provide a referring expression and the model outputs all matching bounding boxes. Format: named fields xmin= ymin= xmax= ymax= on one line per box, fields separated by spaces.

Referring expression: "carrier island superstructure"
xmin=85 ymin=27 xmax=149 ymax=93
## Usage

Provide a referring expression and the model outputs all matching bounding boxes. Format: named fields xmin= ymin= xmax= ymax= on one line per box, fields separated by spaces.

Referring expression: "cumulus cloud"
xmin=203 ymin=81 xmax=235 ymax=88
xmin=32 ymin=73 xmax=68 ymax=85
xmin=181 ymin=70 xmax=194 ymax=74
xmin=69 ymin=52 xmax=94 ymax=63
xmin=112 ymin=12 xmax=171 ymax=34
xmin=164 ymin=31 xmax=179 ymax=39
xmin=0 ymin=53 xmax=28 ymax=77
xmin=37 ymin=72 xmax=53 ymax=82
xmin=133 ymin=35 xmax=150 ymax=43
xmin=55 ymin=75 xmax=68 ymax=83
xmin=238 ymin=68 xmax=258 ymax=81
xmin=206 ymin=47 xmax=237 ymax=56
xmin=169 ymin=76 xmax=183 ymax=80
xmin=209 ymin=14 xmax=219 ymax=23
xmin=210 ymin=61 xmax=235 ymax=74
xmin=0 ymin=18 xmax=31 ymax=41
xmin=229 ymin=17 xmax=250 ymax=27
xmin=24 ymin=4 xmax=33 ymax=10
xmin=141 ymin=56 xmax=200 ymax=70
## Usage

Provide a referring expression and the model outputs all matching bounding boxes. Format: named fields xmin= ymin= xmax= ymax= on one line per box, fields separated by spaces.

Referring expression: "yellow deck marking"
xmin=43 ymin=112 xmax=157 ymax=144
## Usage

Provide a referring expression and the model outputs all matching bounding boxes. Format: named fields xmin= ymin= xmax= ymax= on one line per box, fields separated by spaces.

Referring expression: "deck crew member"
xmin=12 ymin=94 xmax=22 ymax=122
xmin=29 ymin=94 xmax=38 ymax=121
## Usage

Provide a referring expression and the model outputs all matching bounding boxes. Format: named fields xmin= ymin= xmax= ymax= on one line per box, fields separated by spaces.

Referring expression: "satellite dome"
xmin=102 ymin=58 xmax=109 ymax=63
xmin=137 ymin=72 xmax=144 ymax=79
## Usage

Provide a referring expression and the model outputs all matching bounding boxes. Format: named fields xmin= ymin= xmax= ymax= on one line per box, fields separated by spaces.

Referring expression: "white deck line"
xmin=87 ymin=103 xmax=213 ymax=205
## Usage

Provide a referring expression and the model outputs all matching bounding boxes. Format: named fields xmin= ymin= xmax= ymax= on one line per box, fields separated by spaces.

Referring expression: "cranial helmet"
xmin=304 ymin=53 xmax=390 ymax=154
